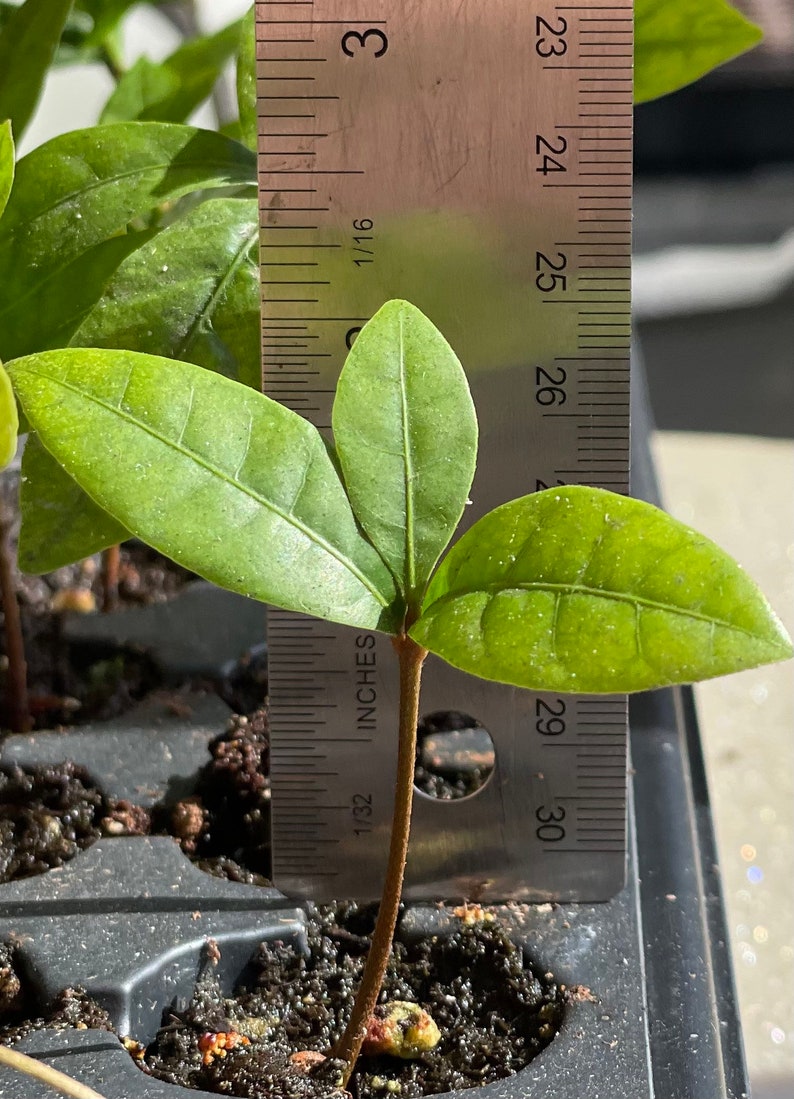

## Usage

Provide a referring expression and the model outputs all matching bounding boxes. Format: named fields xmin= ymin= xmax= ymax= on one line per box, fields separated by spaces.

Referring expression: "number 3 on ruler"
xmin=341 ymin=28 xmax=389 ymax=57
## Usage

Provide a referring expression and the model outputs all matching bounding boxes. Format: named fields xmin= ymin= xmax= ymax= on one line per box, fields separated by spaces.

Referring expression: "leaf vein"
xmin=20 ymin=365 xmax=390 ymax=608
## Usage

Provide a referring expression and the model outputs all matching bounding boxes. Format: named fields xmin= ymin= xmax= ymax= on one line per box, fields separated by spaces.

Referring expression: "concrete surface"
xmin=654 ymin=432 xmax=794 ymax=1097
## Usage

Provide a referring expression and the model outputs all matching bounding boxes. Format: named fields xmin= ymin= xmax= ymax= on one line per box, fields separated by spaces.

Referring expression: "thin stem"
xmin=101 ymin=544 xmax=120 ymax=612
xmin=0 ymin=497 xmax=30 ymax=733
xmin=0 ymin=1045 xmax=107 ymax=1099
xmin=333 ymin=633 xmax=427 ymax=1084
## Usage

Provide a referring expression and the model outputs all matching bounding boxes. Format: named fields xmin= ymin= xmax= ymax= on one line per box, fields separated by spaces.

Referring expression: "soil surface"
xmin=0 ymin=907 xmax=566 ymax=1098
xmin=0 ymin=709 xmax=271 ymax=886
xmin=143 ymin=904 xmax=565 ymax=1098
xmin=2 ymin=539 xmax=196 ymax=730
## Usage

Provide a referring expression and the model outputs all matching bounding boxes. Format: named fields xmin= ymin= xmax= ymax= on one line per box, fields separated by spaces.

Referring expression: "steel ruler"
xmin=256 ymin=0 xmax=633 ymax=903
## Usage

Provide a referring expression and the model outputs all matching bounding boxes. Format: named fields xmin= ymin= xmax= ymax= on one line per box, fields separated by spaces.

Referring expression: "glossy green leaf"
xmin=8 ymin=349 xmax=401 ymax=631
xmin=0 ymin=0 xmax=74 ymax=138
xmin=0 ymin=118 xmax=12 ymax=220
xmin=0 ymin=360 xmax=17 ymax=469
xmin=0 ymin=123 xmax=256 ymax=362
xmin=236 ymin=5 xmax=257 ymax=150
xmin=74 ymin=198 xmax=260 ymax=389
xmin=635 ymin=0 xmax=763 ymax=104
xmin=11 ymin=229 xmax=157 ymax=360
xmin=412 ymin=486 xmax=793 ymax=693
xmin=333 ymin=300 xmax=478 ymax=607
xmin=18 ymin=433 xmax=127 ymax=573
xmin=100 ymin=18 xmax=244 ymax=124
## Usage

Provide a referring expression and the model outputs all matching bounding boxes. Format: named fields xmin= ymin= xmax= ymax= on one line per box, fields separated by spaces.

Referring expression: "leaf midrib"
xmin=178 ymin=220 xmax=258 ymax=359
xmin=426 ymin=579 xmax=772 ymax=643
xmin=398 ymin=310 xmax=416 ymax=597
xmin=18 ymin=364 xmax=391 ymax=609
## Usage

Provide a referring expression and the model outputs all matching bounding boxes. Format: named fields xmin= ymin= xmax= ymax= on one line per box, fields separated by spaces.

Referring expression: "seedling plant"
xmin=5 ymin=298 xmax=793 ymax=1093
xmin=0 ymin=3 xmax=784 ymax=1098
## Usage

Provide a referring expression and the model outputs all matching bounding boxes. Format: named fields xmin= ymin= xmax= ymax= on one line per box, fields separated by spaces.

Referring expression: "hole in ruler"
xmin=413 ymin=711 xmax=495 ymax=801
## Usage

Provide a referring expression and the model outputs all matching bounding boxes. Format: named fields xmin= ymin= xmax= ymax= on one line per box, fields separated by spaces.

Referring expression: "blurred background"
xmin=15 ymin=1 xmax=794 ymax=1095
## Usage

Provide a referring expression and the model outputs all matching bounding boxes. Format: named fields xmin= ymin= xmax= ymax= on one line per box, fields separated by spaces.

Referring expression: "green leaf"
xmin=0 ymin=0 xmax=74 ymax=139
xmin=10 ymin=229 xmax=157 ymax=360
xmin=236 ymin=5 xmax=257 ymax=151
xmin=100 ymin=18 xmax=244 ymax=124
xmin=412 ymin=486 xmax=793 ymax=693
xmin=75 ymin=198 xmax=260 ymax=389
xmin=0 ymin=360 xmax=17 ymax=469
xmin=18 ymin=433 xmax=127 ymax=573
xmin=0 ymin=123 xmax=256 ymax=362
xmin=333 ymin=300 xmax=478 ymax=607
xmin=8 ymin=349 xmax=401 ymax=631
xmin=635 ymin=0 xmax=763 ymax=104
xmin=75 ymin=0 xmax=137 ymax=49
xmin=0 ymin=118 xmax=12 ymax=220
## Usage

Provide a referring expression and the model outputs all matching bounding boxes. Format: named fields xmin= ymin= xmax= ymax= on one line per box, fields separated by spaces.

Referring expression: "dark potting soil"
xmin=0 ymin=709 xmax=272 ymax=886
xmin=0 ymin=907 xmax=566 ymax=1098
xmin=0 ymin=760 xmax=108 ymax=883
xmin=143 ymin=904 xmax=565 ymax=1099
xmin=2 ymin=541 xmax=195 ymax=730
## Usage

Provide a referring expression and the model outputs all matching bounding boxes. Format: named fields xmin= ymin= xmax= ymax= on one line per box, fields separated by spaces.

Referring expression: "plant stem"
xmin=101 ymin=544 xmax=120 ymax=612
xmin=0 ymin=497 xmax=31 ymax=733
xmin=333 ymin=633 xmax=428 ymax=1084
xmin=0 ymin=1045 xmax=107 ymax=1099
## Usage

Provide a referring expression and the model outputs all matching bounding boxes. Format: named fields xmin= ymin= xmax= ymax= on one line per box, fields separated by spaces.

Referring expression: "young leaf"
xmin=411 ymin=486 xmax=793 ymax=693
xmin=99 ymin=18 xmax=245 ymax=124
xmin=0 ymin=360 xmax=17 ymax=469
xmin=74 ymin=198 xmax=260 ymax=389
xmin=236 ymin=6 xmax=257 ymax=151
xmin=8 ymin=349 xmax=401 ymax=632
xmin=18 ymin=434 xmax=127 ymax=573
xmin=0 ymin=0 xmax=74 ymax=139
xmin=0 ymin=118 xmax=13 ymax=221
xmin=0 ymin=123 xmax=256 ymax=362
xmin=635 ymin=0 xmax=763 ymax=105
xmin=333 ymin=300 xmax=478 ymax=607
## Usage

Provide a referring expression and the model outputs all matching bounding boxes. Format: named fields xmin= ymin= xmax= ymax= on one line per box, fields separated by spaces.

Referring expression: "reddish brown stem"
xmin=100 ymin=544 xmax=121 ymax=612
xmin=0 ymin=497 xmax=31 ymax=733
xmin=333 ymin=633 xmax=427 ymax=1084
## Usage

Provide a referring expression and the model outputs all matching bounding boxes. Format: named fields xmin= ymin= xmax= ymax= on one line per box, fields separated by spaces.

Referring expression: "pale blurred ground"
xmin=9 ymin=0 xmax=793 ymax=1093
xmin=654 ymin=433 xmax=794 ymax=1097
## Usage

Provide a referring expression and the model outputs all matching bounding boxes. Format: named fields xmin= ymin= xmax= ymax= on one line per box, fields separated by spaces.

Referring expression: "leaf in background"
xmin=236 ymin=5 xmax=257 ymax=150
xmin=75 ymin=198 xmax=260 ymax=389
xmin=333 ymin=300 xmax=478 ymax=607
xmin=0 ymin=118 xmax=12 ymax=220
xmin=412 ymin=486 xmax=793 ymax=693
xmin=9 ymin=349 xmax=402 ymax=631
xmin=18 ymin=433 xmax=127 ymax=573
xmin=75 ymin=0 xmax=137 ymax=48
xmin=0 ymin=361 xmax=17 ymax=469
xmin=0 ymin=0 xmax=74 ymax=139
xmin=635 ymin=0 xmax=763 ymax=104
xmin=0 ymin=123 xmax=256 ymax=362
xmin=9 ymin=229 xmax=157 ymax=360
xmin=100 ymin=17 xmax=245 ymax=124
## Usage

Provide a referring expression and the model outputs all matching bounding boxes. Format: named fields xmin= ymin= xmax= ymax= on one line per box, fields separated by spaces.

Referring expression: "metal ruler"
xmin=256 ymin=0 xmax=633 ymax=903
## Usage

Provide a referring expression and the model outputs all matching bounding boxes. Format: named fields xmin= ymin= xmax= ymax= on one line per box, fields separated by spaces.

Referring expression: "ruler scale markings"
xmin=259 ymin=0 xmax=631 ymax=903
